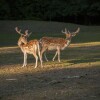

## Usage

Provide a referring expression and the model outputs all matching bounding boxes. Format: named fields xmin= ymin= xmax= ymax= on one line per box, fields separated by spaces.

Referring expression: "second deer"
xmin=40 ymin=27 xmax=80 ymax=62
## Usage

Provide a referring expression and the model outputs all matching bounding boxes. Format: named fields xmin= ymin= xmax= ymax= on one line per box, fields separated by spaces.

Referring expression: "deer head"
xmin=62 ymin=27 xmax=80 ymax=40
xmin=15 ymin=27 xmax=32 ymax=46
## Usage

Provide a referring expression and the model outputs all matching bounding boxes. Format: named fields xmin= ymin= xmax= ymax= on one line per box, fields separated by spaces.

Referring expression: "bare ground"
xmin=0 ymin=42 xmax=100 ymax=100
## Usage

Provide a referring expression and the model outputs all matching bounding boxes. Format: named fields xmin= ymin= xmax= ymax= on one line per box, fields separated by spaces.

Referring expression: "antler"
xmin=25 ymin=30 xmax=32 ymax=37
xmin=15 ymin=27 xmax=23 ymax=35
xmin=25 ymin=30 xmax=29 ymax=36
xmin=74 ymin=27 xmax=80 ymax=34
xmin=72 ymin=27 xmax=80 ymax=36
xmin=62 ymin=28 xmax=68 ymax=34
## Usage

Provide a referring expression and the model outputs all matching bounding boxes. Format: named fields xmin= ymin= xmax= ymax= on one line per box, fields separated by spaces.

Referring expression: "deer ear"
xmin=71 ymin=33 xmax=77 ymax=37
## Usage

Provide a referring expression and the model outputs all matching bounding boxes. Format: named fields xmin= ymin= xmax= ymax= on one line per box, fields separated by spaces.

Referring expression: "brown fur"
xmin=40 ymin=37 xmax=68 ymax=49
xmin=40 ymin=27 xmax=80 ymax=62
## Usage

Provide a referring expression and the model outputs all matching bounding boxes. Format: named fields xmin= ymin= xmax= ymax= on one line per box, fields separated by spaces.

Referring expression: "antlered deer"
xmin=40 ymin=27 xmax=80 ymax=62
xmin=15 ymin=27 xmax=43 ymax=68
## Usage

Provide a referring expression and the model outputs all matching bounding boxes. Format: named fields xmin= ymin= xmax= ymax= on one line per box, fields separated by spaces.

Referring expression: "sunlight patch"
xmin=6 ymin=78 xmax=18 ymax=81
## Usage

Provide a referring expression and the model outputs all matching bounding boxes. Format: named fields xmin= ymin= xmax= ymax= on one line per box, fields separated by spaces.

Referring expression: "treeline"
xmin=0 ymin=0 xmax=100 ymax=25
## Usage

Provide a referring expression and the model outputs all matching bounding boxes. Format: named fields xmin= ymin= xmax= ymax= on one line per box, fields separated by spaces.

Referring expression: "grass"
xmin=0 ymin=42 xmax=100 ymax=100
xmin=0 ymin=21 xmax=100 ymax=100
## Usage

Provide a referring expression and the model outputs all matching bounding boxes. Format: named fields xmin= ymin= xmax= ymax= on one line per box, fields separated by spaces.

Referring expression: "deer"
xmin=15 ymin=27 xmax=43 ymax=68
xmin=40 ymin=27 xmax=80 ymax=62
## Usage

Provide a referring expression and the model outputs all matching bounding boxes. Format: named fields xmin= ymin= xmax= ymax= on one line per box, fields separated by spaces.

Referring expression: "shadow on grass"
xmin=0 ymin=45 xmax=100 ymax=67
xmin=0 ymin=45 xmax=100 ymax=99
xmin=0 ymin=49 xmax=40 ymax=67
xmin=68 ymin=55 xmax=100 ymax=64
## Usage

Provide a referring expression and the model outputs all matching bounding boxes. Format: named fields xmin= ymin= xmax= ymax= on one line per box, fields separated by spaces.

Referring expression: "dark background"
xmin=0 ymin=0 xmax=100 ymax=25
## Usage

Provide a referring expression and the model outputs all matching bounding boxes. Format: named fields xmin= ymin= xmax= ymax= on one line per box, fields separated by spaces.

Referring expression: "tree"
xmin=0 ymin=0 xmax=10 ymax=19
xmin=0 ymin=0 xmax=100 ymax=25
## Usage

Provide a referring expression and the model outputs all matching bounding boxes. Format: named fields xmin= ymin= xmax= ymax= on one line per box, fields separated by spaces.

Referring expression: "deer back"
xmin=40 ymin=37 xmax=68 ymax=50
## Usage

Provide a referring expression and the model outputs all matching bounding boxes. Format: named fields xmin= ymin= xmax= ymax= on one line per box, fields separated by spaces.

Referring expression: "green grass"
xmin=0 ymin=20 xmax=100 ymax=47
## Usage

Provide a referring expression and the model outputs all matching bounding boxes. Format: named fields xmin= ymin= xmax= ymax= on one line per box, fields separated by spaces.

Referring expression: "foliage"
xmin=0 ymin=0 xmax=100 ymax=25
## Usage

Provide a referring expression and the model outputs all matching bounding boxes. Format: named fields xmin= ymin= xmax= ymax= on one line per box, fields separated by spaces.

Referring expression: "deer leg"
xmin=37 ymin=44 xmax=43 ymax=68
xmin=33 ymin=53 xmax=38 ymax=68
xmin=57 ymin=49 xmax=61 ymax=62
xmin=25 ymin=53 xmax=27 ymax=66
xmin=44 ymin=52 xmax=49 ymax=62
xmin=39 ymin=54 xmax=43 ymax=68
xmin=40 ymin=57 xmax=43 ymax=68
xmin=52 ymin=51 xmax=58 ymax=61
xmin=22 ymin=53 xmax=27 ymax=67
xmin=40 ymin=47 xmax=47 ymax=62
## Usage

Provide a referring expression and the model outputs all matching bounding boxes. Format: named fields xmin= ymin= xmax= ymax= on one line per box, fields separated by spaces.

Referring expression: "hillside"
xmin=0 ymin=20 xmax=100 ymax=47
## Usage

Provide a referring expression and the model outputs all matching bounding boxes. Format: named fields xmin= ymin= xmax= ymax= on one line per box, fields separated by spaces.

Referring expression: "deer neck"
xmin=66 ymin=36 xmax=71 ymax=44
xmin=66 ymin=40 xmax=71 ymax=47
xmin=64 ymin=38 xmax=71 ymax=48
xmin=18 ymin=37 xmax=27 ymax=47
